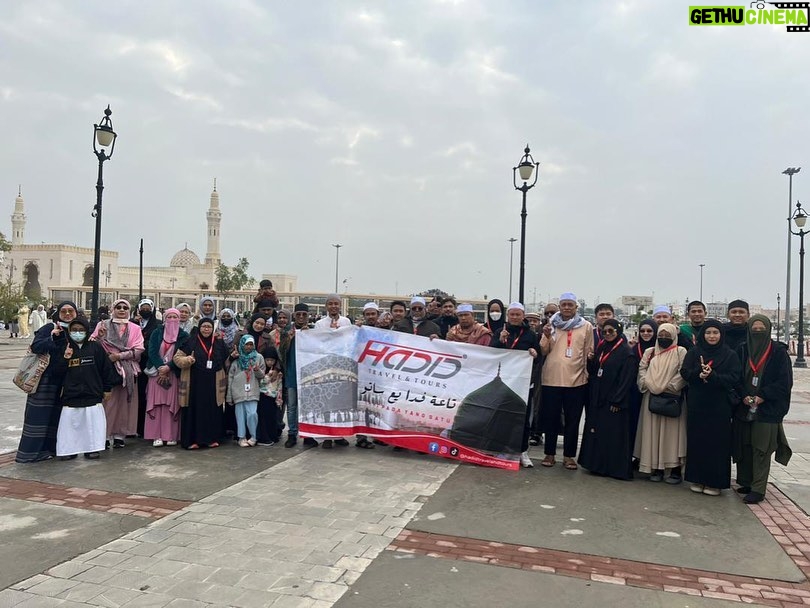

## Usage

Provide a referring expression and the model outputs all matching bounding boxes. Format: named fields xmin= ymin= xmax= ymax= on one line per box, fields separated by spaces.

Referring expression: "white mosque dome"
xmin=170 ymin=247 xmax=201 ymax=268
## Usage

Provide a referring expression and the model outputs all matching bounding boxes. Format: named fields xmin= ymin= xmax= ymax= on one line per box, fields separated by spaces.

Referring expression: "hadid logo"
xmin=358 ymin=340 xmax=463 ymax=379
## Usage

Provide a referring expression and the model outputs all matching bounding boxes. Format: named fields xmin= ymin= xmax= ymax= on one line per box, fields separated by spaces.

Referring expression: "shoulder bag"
xmin=648 ymin=391 xmax=683 ymax=418
xmin=13 ymin=349 xmax=51 ymax=394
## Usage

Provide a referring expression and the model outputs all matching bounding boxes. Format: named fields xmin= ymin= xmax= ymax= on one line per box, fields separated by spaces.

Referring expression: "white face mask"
xmin=489 ymin=312 xmax=502 ymax=321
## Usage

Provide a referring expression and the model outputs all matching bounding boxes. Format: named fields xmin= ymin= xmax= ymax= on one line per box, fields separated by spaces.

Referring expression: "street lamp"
xmin=512 ymin=144 xmax=539 ymax=304
xmin=507 ymin=238 xmax=517 ymax=302
xmin=784 ymin=167 xmax=800 ymax=342
xmin=91 ymin=105 xmax=117 ymax=323
xmin=777 ymin=292 xmax=782 ymax=342
xmin=791 ymin=201 xmax=807 ymax=368
xmin=699 ymin=264 xmax=705 ymax=301
xmin=332 ymin=244 xmax=342 ymax=293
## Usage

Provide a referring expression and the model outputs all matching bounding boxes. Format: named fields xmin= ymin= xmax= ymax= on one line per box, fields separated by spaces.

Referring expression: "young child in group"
xmin=57 ymin=317 xmax=118 ymax=460
xmin=226 ymin=334 xmax=266 ymax=447
xmin=256 ymin=345 xmax=284 ymax=445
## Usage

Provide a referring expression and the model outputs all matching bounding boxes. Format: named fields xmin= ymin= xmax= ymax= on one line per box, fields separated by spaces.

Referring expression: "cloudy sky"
xmin=0 ymin=1 xmax=807 ymax=309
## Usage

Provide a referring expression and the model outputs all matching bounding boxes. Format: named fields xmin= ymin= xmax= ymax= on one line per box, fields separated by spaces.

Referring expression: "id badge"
xmin=206 ymin=360 xmax=213 ymax=369
xmin=565 ymin=348 xmax=573 ymax=358
xmin=597 ymin=368 xmax=603 ymax=378
xmin=752 ymin=375 xmax=759 ymax=387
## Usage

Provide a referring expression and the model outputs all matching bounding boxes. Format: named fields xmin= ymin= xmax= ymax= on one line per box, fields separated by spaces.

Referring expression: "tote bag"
xmin=13 ymin=349 xmax=50 ymax=393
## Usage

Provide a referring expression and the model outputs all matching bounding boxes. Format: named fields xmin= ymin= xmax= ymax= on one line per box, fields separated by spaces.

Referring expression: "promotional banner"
xmin=296 ymin=325 xmax=532 ymax=470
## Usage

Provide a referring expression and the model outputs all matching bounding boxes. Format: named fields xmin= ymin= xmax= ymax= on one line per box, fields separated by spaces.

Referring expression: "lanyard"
xmin=636 ymin=343 xmax=644 ymax=359
xmin=598 ymin=338 xmax=624 ymax=366
xmin=197 ymin=336 xmax=214 ymax=361
xmin=749 ymin=342 xmax=772 ymax=376
xmin=508 ymin=328 xmax=525 ymax=349
xmin=649 ymin=344 xmax=677 ymax=361
xmin=566 ymin=330 xmax=573 ymax=349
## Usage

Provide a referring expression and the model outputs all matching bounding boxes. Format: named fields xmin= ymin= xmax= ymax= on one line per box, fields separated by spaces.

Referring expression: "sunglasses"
xmin=602 ymin=328 xmax=617 ymax=335
xmin=115 ymin=305 xmax=130 ymax=311
xmin=639 ymin=328 xmax=654 ymax=333
xmin=411 ymin=306 xmax=424 ymax=311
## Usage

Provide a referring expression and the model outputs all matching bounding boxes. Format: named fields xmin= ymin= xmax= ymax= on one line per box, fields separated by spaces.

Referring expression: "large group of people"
xmin=14 ymin=284 xmax=792 ymax=504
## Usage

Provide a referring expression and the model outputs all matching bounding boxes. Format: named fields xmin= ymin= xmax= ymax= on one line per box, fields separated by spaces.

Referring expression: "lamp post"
xmin=791 ymin=202 xmax=808 ymax=368
xmin=777 ymin=292 xmax=782 ymax=342
xmin=507 ymin=238 xmax=517 ymax=302
xmin=332 ymin=244 xmax=342 ymax=293
xmin=91 ymin=105 xmax=117 ymax=323
xmin=699 ymin=264 xmax=705 ymax=301
xmin=784 ymin=167 xmax=801 ymax=342
xmin=512 ymin=145 xmax=539 ymax=304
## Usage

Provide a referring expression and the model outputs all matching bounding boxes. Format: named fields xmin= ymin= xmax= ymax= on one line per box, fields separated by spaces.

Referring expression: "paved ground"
xmin=1 ymin=338 xmax=810 ymax=606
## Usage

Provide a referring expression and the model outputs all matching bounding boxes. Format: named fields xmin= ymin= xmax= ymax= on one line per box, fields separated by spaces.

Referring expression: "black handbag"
xmin=648 ymin=392 xmax=683 ymax=418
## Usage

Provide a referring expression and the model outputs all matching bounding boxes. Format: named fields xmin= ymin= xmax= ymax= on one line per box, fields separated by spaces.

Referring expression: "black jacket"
xmin=489 ymin=321 xmax=539 ymax=352
xmin=393 ymin=317 xmax=441 ymax=338
xmin=735 ymin=341 xmax=792 ymax=423
xmin=587 ymin=339 xmax=637 ymax=410
xmin=435 ymin=315 xmax=459 ymax=339
xmin=61 ymin=340 xmax=119 ymax=407
xmin=138 ymin=315 xmax=161 ymax=370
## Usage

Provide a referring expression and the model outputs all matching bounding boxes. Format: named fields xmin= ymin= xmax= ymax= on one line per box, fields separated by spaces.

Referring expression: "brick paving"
xmin=388 ymin=482 xmax=810 ymax=607
xmin=0 ymin=476 xmax=190 ymax=519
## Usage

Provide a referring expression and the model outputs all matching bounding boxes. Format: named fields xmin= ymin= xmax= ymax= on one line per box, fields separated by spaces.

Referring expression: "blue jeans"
xmin=287 ymin=388 xmax=298 ymax=436
xmin=235 ymin=400 xmax=258 ymax=440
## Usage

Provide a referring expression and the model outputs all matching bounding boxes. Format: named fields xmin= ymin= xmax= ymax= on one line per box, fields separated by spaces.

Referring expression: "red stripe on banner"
xmin=299 ymin=423 xmax=520 ymax=471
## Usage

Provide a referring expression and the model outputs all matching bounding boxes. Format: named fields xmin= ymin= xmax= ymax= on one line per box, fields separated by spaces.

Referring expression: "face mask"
xmin=70 ymin=332 xmax=86 ymax=343
xmin=58 ymin=321 xmax=70 ymax=329
xmin=657 ymin=337 xmax=674 ymax=348
xmin=489 ymin=312 xmax=502 ymax=321
xmin=140 ymin=309 xmax=152 ymax=319
xmin=221 ymin=317 xmax=233 ymax=326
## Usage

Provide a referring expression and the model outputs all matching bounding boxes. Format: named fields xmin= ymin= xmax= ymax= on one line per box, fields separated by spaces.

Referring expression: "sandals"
xmin=563 ymin=458 xmax=578 ymax=470
xmin=540 ymin=456 xmax=556 ymax=467
xmin=356 ymin=438 xmax=376 ymax=449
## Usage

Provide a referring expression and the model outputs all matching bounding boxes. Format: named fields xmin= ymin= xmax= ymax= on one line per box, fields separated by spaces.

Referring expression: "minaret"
xmin=11 ymin=185 xmax=25 ymax=246
xmin=204 ymin=178 xmax=221 ymax=266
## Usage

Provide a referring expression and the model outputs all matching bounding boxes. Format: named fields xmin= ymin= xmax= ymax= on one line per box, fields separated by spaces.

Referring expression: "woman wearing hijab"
xmin=680 ymin=319 xmax=740 ymax=495
xmin=578 ymin=319 xmax=638 ymax=480
xmin=628 ymin=319 xmax=658 ymax=461
xmin=218 ymin=308 xmax=239 ymax=351
xmin=635 ymin=322 xmax=688 ymax=483
xmin=198 ymin=297 xmax=216 ymax=322
xmin=485 ymin=299 xmax=506 ymax=335
xmin=177 ymin=303 xmax=196 ymax=335
xmin=15 ymin=302 xmax=79 ymax=462
xmin=174 ymin=318 xmax=228 ymax=449
xmin=91 ymin=299 xmax=145 ymax=448
xmin=733 ymin=315 xmax=793 ymax=504
xmin=144 ymin=308 xmax=188 ymax=447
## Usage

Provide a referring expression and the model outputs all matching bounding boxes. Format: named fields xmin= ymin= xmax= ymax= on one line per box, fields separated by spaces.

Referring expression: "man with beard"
xmin=394 ymin=297 xmax=441 ymax=338
xmin=315 ymin=294 xmax=351 ymax=329
xmin=680 ymin=301 xmax=707 ymax=346
xmin=434 ymin=297 xmax=459 ymax=339
xmin=280 ymin=303 xmax=311 ymax=448
xmin=357 ymin=302 xmax=379 ymax=327
xmin=724 ymin=299 xmax=750 ymax=351
xmin=490 ymin=302 xmax=539 ymax=468
xmin=446 ymin=304 xmax=492 ymax=346
xmin=653 ymin=305 xmax=692 ymax=350
xmin=133 ymin=298 xmax=161 ymax=437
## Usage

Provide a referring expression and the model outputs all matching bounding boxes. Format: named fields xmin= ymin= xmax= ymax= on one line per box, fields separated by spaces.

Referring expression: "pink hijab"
xmin=163 ymin=308 xmax=181 ymax=346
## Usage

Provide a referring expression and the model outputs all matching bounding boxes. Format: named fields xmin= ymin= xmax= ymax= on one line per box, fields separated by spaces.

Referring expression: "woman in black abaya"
xmin=578 ymin=319 xmax=638 ymax=480
xmin=680 ymin=318 xmax=741 ymax=495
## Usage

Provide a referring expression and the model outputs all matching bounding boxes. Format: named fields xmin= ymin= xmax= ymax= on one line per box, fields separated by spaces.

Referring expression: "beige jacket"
xmin=540 ymin=321 xmax=594 ymax=388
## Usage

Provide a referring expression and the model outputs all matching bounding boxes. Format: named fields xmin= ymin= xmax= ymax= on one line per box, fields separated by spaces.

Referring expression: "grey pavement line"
xmin=0 ymin=449 xmax=458 ymax=607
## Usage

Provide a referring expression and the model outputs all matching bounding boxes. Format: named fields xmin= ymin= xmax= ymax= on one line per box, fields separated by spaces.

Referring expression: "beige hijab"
xmin=643 ymin=322 xmax=686 ymax=394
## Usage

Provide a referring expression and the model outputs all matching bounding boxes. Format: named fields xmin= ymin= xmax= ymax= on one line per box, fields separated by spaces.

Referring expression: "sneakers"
xmin=649 ymin=470 xmax=664 ymax=482
xmin=284 ymin=435 xmax=297 ymax=448
xmin=520 ymin=452 xmax=534 ymax=468
xmin=664 ymin=474 xmax=682 ymax=485
xmin=247 ymin=438 xmax=257 ymax=447
xmin=152 ymin=439 xmax=164 ymax=448
xmin=302 ymin=437 xmax=318 ymax=448
xmin=112 ymin=438 xmax=125 ymax=449
xmin=322 ymin=440 xmax=334 ymax=449
xmin=690 ymin=484 xmax=704 ymax=493
xmin=166 ymin=441 xmax=177 ymax=446
xmin=703 ymin=487 xmax=721 ymax=496
xmin=238 ymin=439 xmax=249 ymax=447
xmin=256 ymin=440 xmax=275 ymax=446
xmin=528 ymin=434 xmax=542 ymax=446
xmin=335 ymin=439 xmax=350 ymax=447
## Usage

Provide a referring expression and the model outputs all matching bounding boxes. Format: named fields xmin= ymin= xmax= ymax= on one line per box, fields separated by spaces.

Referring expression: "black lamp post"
xmin=791 ymin=202 xmax=808 ymax=368
xmin=512 ymin=145 xmax=539 ymax=305
xmin=333 ymin=244 xmax=342 ymax=293
xmin=91 ymin=105 xmax=117 ymax=322
xmin=777 ymin=292 xmax=782 ymax=342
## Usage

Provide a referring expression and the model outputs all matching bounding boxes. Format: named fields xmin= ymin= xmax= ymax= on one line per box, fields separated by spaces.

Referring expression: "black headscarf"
xmin=744 ymin=314 xmax=773 ymax=394
xmin=696 ymin=319 xmax=725 ymax=357
xmin=596 ymin=318 xmax=625 ymax=358
xmin=485 ymin=299 xmax=505 ymax=334
xmin=635 ymin=318 xmax=658 ymax=359
xmin=248 ymin=313 xmax=267 ymax=341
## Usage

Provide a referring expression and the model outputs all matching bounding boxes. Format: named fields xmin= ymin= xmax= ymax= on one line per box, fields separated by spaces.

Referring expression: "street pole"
xmin=332 ymin=244 xmax=342 ymax=293
xmin=91 ymin=106 xmax=116 ymax=322
xmin=777 ymin=293 xmax=782 ymax=342
xmin=699 ymin=264 xmax=705 ymax=301
xmin=512 ymin=145 xmax=539 ymax=305
xmin=508 ymin=238 xmax=517 ymax=302
xmin=784 ymin=167 xmax=801 ymax=341
xmin=138 ymin=238 xmax=144 ymax=304
xmin=791 ymin=202 xmax=807 ymax=368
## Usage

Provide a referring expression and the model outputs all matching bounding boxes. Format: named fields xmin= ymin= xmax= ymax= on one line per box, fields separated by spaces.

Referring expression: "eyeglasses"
xmin=544 ymin=311 xmax=555 ymax=316
xmin=602 ymin=328 xmax=617 ymax=335
xmin=115 ymin=305 xmax=129 ymax=311
xmin=411 ymin=306 xmax=424 ymax=311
